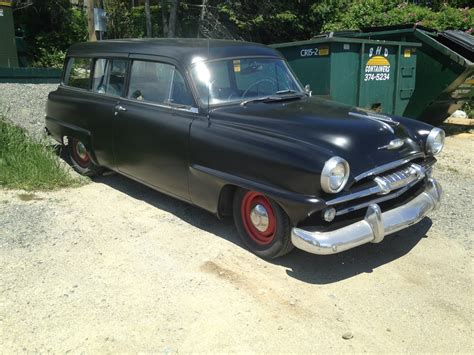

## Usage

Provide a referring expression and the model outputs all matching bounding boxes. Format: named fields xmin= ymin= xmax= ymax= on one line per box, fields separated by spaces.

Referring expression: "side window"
xmin=128 ymin=61 xmax=173 ymax=104
xmin=170 ymin=70 xmax=194 ymax=106
xmin=128 ymin=60 xmax=194 ymax=107
xmin=92 ymin=59 xmax=127 ymax=96
xmin=65 ymin=57 xmax=92 ymax=89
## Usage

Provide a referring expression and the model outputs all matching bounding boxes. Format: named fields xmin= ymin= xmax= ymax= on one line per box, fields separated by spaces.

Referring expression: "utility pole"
xmin=168 ymin=0 xmax=178 ymax=38
xmin=87 ymin=0 xmax=97 ymax=41
xmin=197 ymin=0 xmax=207 ymax=38
xmin=145 ymin=0 xmax=152 ymax=37
xmin=161 ymin=0 xmax=169 ymax=37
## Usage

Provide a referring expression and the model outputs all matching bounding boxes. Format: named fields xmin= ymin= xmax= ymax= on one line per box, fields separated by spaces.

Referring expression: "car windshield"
xmin=190 ymin=57 xmax=304 ymax=106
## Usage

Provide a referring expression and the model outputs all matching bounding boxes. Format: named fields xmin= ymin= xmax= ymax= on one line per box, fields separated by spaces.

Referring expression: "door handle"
xmin=114 ymin=105 xmax=127 ymax=116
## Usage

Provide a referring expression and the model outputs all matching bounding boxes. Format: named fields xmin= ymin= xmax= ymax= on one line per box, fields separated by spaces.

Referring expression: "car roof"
xmin=67 ymin=38 xmax=282 ymax=67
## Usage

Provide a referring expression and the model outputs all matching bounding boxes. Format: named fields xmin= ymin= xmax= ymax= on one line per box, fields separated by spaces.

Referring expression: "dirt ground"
xmin=1 ymin=129 xmax=473 ymax=353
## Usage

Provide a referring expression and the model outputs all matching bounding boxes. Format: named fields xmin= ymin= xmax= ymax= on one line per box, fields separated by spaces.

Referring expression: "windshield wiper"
xmin=276 ymin=89 xmax=309 ymax=97
xmin=240 ymin=92 xmax=307 ymax=106
xmin=240 ymin=95 xmax=284 ymax=106
xmin=276 ymin=89 xmax=297 ymax=95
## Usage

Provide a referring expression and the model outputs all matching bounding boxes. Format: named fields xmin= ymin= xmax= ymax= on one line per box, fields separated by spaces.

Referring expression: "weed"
xmin=0 ymin=118 xmax=86 ymax=190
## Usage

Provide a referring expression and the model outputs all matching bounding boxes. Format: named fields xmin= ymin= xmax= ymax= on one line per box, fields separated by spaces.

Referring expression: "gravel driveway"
xmin=0 ymin=84 xmax=473 ymax=352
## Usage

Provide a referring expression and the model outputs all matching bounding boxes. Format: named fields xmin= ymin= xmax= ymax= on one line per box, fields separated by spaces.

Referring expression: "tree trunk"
xmin=87 ymin=0 xmax=97 ymax=41
xmin=145 ymin=0 xmax=152 ymax=37
xmin=161 ymin=0 xmax=169 ymax=37
xmin=197 ymin=0 xmax=207 ymax=38
xmin=168 ymin=0 xmax=179 ymax=38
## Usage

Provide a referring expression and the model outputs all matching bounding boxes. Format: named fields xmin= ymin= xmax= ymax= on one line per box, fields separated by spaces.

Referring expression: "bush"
xmin=31 ymin=47 xmax=66 ymax=69
xmin=320 ymin=1 xmax=473 ymax=32
xmin=15 ymin=5 xmax=87 ymax=68
xmin=0 ymin=118 xmax=84 ymax=190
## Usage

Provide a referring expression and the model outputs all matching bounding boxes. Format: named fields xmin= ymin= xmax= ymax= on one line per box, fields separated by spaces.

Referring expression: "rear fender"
xmin=45 ymin=116 xmax=99 ymax=164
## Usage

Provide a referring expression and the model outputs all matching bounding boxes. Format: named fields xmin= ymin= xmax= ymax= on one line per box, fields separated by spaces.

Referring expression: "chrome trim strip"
xmin=354 ymin=152 xmax=425 ymax=182
xmin=335 ymin=178 xmax=422 ymax=216
xmin=291 ymin=178 xmax=442 ymax=255
xmin=326 ymin=185 xmax=382 ymax=206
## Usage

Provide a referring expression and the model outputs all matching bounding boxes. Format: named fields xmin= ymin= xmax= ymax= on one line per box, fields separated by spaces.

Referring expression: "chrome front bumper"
xmin=291 ymin=178 xmax=442 ymax=255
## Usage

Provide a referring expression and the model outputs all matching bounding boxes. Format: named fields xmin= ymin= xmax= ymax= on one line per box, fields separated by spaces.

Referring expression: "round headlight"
xmin=321 ymin=156 xmax=350 ymax=193
xmin=426 ymin=127 xmax=445 ymax=155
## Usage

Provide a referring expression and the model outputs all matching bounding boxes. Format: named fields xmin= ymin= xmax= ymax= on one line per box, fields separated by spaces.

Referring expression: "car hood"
xmin=209 ymin=96 xmax=425 ymax=178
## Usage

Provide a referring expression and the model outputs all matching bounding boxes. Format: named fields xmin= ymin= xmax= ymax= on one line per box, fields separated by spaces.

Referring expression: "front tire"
xmin=233 ymin=188 xmax=293 ymax=259
xmin=67 ymin=137 xmax=102 ymax=177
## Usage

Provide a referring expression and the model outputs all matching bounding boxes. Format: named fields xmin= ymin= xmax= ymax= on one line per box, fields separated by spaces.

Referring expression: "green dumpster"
xmin=0 ymin=1 xmax=19 ymax=68
xmin=341 ymin=25 xmax=473 ymax=124
xmin=272 ymin=37 xmax=421 ymax=117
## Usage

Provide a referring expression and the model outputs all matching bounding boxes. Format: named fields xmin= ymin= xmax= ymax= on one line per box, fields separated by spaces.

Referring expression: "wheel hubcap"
xmin=71 ymin=138 xmax=90 ymax=167
xmin=75 ymin=141 xmax=88 ymax=161
xmin=250 ymin=204 xmax=269 ymax=232
xmin=241 ymin=191 xmax=276 ymax=245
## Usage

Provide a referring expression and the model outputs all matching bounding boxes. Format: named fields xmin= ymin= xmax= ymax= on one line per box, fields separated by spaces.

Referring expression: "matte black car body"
xmin=46 ymin=39 xmax=443 ymax=257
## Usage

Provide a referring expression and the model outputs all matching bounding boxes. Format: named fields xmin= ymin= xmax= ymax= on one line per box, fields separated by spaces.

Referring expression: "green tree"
xmin=14 ymin=0 xmax=87 ymax=67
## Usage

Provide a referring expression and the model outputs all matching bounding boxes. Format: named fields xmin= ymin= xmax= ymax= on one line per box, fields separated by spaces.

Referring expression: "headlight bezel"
xmin=426 ymin=127 xmax=445 ymax=156
xmin=321 ymin=156 xmax=350 ymax=193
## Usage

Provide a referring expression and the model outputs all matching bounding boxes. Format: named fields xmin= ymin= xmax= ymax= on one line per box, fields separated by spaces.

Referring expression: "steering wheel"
xmin=241 ymin=79 xmax=277 ymax=99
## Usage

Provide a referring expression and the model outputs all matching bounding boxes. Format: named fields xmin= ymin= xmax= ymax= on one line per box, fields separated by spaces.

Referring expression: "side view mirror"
xmin=304 ymin=84 xmax=312 ymax=97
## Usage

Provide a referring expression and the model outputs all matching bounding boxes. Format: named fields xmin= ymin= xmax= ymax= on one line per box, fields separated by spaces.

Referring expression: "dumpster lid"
xmin=327 ymin=24 xmax=436 ymax=37
xmin=438 ymin=30 xmax=473 ymax=62
xmin=358 ymin=23 xmax=436 ymax=34
xmin=271 ymin=36 xmax=421 ymax=48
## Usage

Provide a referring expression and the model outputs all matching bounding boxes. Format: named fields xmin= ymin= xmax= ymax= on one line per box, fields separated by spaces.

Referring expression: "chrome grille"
xmin=374 ymin=163 xmax=424 ymax=194
xmin=326 ymin=162 xmax=429 ymax=207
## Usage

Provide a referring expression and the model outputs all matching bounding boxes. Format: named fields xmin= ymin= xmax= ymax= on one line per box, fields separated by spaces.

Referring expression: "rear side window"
xmin=92 ymin=58 xmax=128 ymax=96
xmin=65 ymin=57 xmax=92 ymax=89
xmin=128 ymin=60 xmax=194 ymax=106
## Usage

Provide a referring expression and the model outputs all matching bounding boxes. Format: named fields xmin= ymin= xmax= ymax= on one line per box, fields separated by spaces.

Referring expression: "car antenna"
xmin=207 ymin=37 xmax=210 ymax=119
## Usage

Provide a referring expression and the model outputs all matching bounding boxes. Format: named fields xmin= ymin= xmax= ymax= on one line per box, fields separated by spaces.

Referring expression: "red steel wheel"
xmin=70 ymin=138 xmax=90 ymax=168
xmin=240 ymin=191 xmax=277 ymax=245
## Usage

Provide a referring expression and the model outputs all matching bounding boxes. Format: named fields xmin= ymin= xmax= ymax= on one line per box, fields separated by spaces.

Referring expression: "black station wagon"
xmin=45 ymin=39 xmax=444 ymax=259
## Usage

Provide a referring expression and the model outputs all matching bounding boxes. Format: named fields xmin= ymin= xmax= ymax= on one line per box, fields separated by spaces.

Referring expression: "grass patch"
xmin=0 ymin=118 xmax=85 ymax=190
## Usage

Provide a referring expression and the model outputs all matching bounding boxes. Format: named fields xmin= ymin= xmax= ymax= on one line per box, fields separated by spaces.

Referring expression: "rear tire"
xmin=233 ymin=188 xmax=293 ymax=259
xmin=67 ymin=137 xmax=102 ymax=177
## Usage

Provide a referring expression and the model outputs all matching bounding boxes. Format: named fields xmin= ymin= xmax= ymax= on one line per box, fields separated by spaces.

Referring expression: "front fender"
xmin=189 ymin=164 xmax=325 ymax=225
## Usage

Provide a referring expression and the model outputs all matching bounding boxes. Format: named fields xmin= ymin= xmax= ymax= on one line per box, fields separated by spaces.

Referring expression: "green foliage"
xmin=104 ymin=2 xmax=201 ymax=39
xmin=462 ymin=100 xmax=474 ymax=119
xmin=105 ymin=0 xmax=136 ymax=39
xmin=15 ymin=4 xmax=87 ymax=68
xmin=321 ymin=1 xmax=473 ymax=32
xmin=216 ymin=1 xmax=313 ymax=43
xmin=0 ymin=119 xmax=85 ymax=191
xmin=130 ymin=5 xmax=163 ymax=38
xmin=13 ymin=0 xmax=474 ymax=63
xmin=31 ymin=48 xmax=66 ymax=69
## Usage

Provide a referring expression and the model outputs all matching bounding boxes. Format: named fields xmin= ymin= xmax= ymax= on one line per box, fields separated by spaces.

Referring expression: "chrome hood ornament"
xmin=378 ymin=138 xmax=405 ymax=150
